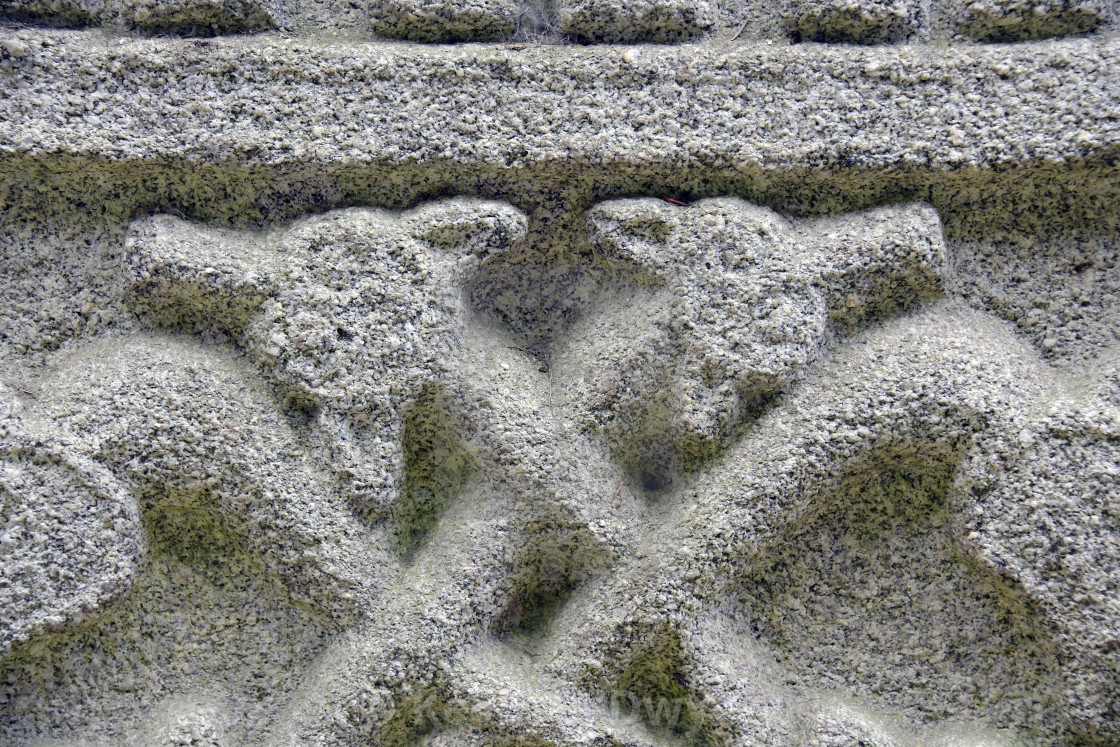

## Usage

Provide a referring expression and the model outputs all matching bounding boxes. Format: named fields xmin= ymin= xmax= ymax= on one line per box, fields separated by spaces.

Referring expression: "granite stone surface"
xmin=0 ymin=0 xmax=1118 ymax=742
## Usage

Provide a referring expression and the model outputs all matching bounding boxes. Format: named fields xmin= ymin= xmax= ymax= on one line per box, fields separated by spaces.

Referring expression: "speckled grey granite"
xmin=0 ymin=406 xmax=143 ymax=658
xmin=125 ymin=200 xmax=528 ymax=522
xmin=1 ymin=35 xmax=1118 ymax=168
xmin=0 ymin=2 xmax=1118 ymax=745
xmin=783 ymin=0 xmax=922 ymax=42
xmin=368 ymin=0 xmax=521 ymax=41
xmin=557 ymin=0 xmax=716 ymax=42
xmin=571 ymin=198 xmax=947 ymax=488
xmin=2 ymin=0 xmax=1115 ymax=38
xmin=952 ymin=0 xmax=1110 ymax=41
xmin=0 ymin=0 xmax=287 ymax=33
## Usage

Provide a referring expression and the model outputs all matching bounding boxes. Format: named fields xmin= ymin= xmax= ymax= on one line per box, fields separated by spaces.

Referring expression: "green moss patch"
xmin=394 ymin=386 xmax=475 ymax=560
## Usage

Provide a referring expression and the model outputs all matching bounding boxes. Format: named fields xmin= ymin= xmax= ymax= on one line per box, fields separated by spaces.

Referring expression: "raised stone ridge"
xmin=1 ymin=36 xmax=1116 ymax=168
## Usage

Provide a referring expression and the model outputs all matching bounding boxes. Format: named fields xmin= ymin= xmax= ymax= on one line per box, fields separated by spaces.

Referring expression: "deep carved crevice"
xmin=394 ymin=386 xmax=475 ymax=561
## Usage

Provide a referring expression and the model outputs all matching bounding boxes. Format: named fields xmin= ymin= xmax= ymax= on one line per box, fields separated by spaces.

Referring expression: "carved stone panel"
xmin=0 ymin=2 xmax=1118 ymax=745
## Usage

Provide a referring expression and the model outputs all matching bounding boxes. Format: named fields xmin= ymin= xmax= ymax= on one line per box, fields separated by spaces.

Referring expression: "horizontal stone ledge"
xmin=0 ymin=30 xmax=1117 ymax=170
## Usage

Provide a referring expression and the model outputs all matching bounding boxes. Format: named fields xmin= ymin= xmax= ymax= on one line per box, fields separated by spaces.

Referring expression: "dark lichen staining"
xmin=493 ymin=530 xmax=601 ymax=640
xmin=132 ymin=480 xmax=250 ymax=571
xmin=281 ymin=396 xmax=320 ymax=436
xmin=607 ymin=382 xmax=778 ymax=500
xmin=740 ymin=441 xmax=1065 ymax=739
xmin=0 ymin=0 xmax=279 ymax=33
xmin=589 ymin=374 xmax=703 ymax=501
xmin=956 ymin=0 xmax=1105 ymax=42
xmin=142 ymin=500 xmax=247 ymax=570
xmin=789 ymin=2 xmax=918 ymax=46
xmin=495 ymin=573 xmax=579 ymax=640
xmin=394 ymin=386 xmax=475 ymax=560
xmin=613 ymin=627 xmax=712 ymax=743
xmin=631 ymin=450 xmax=677 ymax=495
xmin=381 ymin=687 xmax=452 ymax=747
xmin=481 ymin=737 xmax=557 ymax=747
xmin=735 ymin=385 xmax=781 ymax=425
xmin=0 ymin=0 xmax=99 ymax=27
xmin=613 ymin=411 xmax=684 ymax=498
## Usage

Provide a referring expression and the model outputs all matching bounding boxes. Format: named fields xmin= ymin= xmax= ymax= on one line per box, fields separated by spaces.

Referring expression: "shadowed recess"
xmin=612 ymin=627 xmax=714 ymax=744
xmin=739 ymin=441 xmax=1066 ymax=740
xmin=395 ymin=385 xmax=475 ymax=561
xmin=493 ymin=529 xmax=603 ymax=641
xmin=381 ymin=687 xmax=451 ymax=747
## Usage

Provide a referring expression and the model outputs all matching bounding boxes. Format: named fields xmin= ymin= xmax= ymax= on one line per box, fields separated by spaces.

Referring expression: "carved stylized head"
xmin=125 ymin=198 xmax=528 ymax=518
xmin=575 ymin=197 xmax=948 ymax=491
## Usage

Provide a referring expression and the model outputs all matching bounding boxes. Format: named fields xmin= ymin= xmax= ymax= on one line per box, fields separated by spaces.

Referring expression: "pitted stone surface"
xmin=0 ymin=0 xmax=1118 ymax=743
xmin=566 ymin=197 xmax=946 ymax=488
xmin=953 ymin=0 xmax=1109 ymax=40
xmin=960 ymin=394 xmax=1120 ymax=737
xmin=1 ymin=0 xmax=284 ymax=34
xmin=557 ymin=0 xmax=716 ymax=42
xmin=545 ymin=303 xmax=1086 ymax=743
xmin=126 ymin=200 xmax=527 ymax=520
xmin=1 ymin=36 xmax=1117 ymax=169
xmin=124 ymin=0 xmax=281 ymax=34
xmin=0 ymin=0 xmax=103 ymax=25
xmin=0 ymin=425 xmax=143 ymax=658
xmin=2 ymin=194 xmax=1118 ymax=745
xmin=368 ymin=0 xmax=520 ymax=41
xmin=784 ymin=0 xmax=922 ymax=42
xmin=2 ymin=0 xmax=1113 ymax=38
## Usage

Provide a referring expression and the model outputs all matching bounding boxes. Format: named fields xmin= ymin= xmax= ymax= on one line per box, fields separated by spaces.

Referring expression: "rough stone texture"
xmin=2 ymin=0 xmax=1115 ymax=38
xmin=0 ymin=411 xmax=144 ymax=658
xmin=952 ymin=0 xmax=1110 ymax=41
xmin=124 ymin=0 xmax=282 ymax=35
xmin=1 ymin=0 xmax=285 ymax=34
xmin=368 ymin=0 xmax=520 ymax=42
xmin=783 ymin=0 xmax=923 ymax=42
xmin=124 ymin=200 xmax=528 ymax=522
xmin=564 ymin=198 xmax=947 ymax=489
xmin=0 ymin=0 xmax=1118 ymax=744
xmin=557 ymin=0 xmax=716 ymax=43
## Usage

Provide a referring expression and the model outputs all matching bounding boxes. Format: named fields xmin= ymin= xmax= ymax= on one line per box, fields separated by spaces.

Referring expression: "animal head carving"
xmin=125 ymin=198 xmax=527 ymax=519
xmin=576 ymin=197 xmax=949 ymax=490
